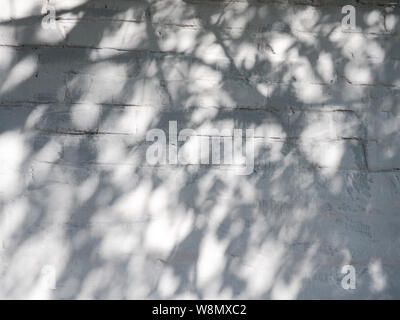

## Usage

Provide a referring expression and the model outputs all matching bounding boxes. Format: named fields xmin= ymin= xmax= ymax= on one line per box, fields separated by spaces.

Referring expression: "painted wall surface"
xmin=0 ymin=0 xmax=399 ymax=299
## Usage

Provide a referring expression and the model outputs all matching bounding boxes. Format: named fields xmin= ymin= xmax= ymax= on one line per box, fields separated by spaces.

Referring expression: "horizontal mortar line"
xmin=61 ymin=74 xmax=314 ymax=85
xmin=343 ymin=81 xmax=400 ymax=89
xmin=0 ymin=43 xmax=183 ymax=56
xmin=2 ymin=41 xmax=399 ymax=65
xmin=301 ymin=166 xmax=368 ymax=172
xmin=42 ymin=0 xmax=400 ymax=8
xmin=32 ymin=159 xmax=256 ymax=168
xmin=1 ymin=36 xmax=399 ymax=59
xmin=33 ymin=130 xmax=369 ymax=142
xmin=340 ymin=137 xmax=379 ymax=142
xmin=0 ymin=100 xmax=149 ymax=108
xmin=347 ymin=82 xmax=400 ymax=89
xmin=340 ymin=75 xmax=400 ymax=89
xmin=185 ymin=0 xmax=400 ymax=7
xmin=35 ymin=128 xmax=131 ymax=136
xmin=195 ymin=106 xmax=359 ymax=113
xmin=289 ymin=136 xmax=377 ymax=142
xmin=0 ymin=100 xmax=59 ymax=106
xmin=59 ymin=69 xmax=399 ymax=86
xmin=0 ymin=100 xmax=361 ymax=113
xmin=368 ymin=168 xmax=400 ymax=173
xmin=58 ymin=17 xmax=201 ymax=28
xmin=56 ymin=17 xmax=400 ymax=36
xmin=32 ymin=160 xmax=394 ymax=173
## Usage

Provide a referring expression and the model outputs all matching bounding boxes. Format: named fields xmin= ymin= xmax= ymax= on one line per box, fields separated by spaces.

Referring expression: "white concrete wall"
xmin=0 ymin=0 xmax=399 ymax=299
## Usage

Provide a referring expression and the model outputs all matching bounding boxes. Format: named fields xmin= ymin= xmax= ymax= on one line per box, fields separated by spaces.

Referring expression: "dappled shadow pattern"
xmin=0 ymin=0 xmax=400 ymax=299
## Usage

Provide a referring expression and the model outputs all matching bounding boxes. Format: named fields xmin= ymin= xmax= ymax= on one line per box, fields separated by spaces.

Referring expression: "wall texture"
xmin=0 ymin=0 xmax=400 ymax=299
